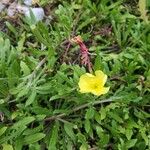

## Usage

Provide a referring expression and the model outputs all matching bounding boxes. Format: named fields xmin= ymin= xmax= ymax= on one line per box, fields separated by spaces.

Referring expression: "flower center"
xmin=93 ymin=85 xmax=99 ymax=89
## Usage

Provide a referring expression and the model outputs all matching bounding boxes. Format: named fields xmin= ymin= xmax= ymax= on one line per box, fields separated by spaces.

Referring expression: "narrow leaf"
xmin=0 ymin=126 xmax=7 ymax=137
xmin=48 ymin=121 xmax=59 ymax=150
xmin=12 ymin=117 xmax=35 ymax=129
xmin=25 ymin=90 xmax=37 ymax=106
xmin=24 ymin=133 xmax=45 ymax=145
xmin=64 ymin=123 xmax=76 ymax=142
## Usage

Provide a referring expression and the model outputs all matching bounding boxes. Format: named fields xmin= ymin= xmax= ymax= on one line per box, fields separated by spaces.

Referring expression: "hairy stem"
xmin=44 ymin=98 xmax=114 ymax=121
xmin=27 ymin=58 xmax=46 ymax=86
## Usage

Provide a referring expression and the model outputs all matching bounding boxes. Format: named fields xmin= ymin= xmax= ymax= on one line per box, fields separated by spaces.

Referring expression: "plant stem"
xmin=30 ymin=58 xmax=46 ymax=77
xmin=27 ymin=58 xmax=46 ymax=86
xmin=44 ymin=98 xmax=114 ymax=121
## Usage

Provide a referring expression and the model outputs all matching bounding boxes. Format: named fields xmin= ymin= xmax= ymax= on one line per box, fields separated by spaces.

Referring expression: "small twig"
xmin=30 ymin=58 xmax=46 ymax=77
xmin=44 ymin=98 xmax=114 ymax=121
xmin=27 ymin=58 xmax=46 ymax=86
xmin=62 ymin=42 xmax=71 ymax=63
xmin=72 ymin=10 xmax=82 ymax=35
xmin=56 ymin=118 xmax=70 ymax=123
xmin=61 ymin=11 xmax=82 ymax=63
xmin=110 ymin=76 xmax=126 ymax=83
xmin=88 ymin=147 xmax=98 ymax=150
xmin=8 ymin=99 xmax=16 ymax=104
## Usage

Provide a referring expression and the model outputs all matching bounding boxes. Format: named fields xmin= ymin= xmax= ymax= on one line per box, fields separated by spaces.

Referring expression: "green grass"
xmin=0 ymin=0 xmax=150 ymax=149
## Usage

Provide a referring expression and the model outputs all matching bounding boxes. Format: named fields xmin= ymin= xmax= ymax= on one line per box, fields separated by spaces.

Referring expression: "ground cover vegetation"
xmin=0 ymin=0 xmax=150 ymax=149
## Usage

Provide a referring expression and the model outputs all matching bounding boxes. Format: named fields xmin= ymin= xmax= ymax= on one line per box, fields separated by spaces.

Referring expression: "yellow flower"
xmin=78 ymin=70 xmax=109 ymax=96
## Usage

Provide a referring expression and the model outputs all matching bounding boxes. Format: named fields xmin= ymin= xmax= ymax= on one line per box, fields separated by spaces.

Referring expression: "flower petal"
xmin=91 ymin=87 xmax=110 ymax=96
xmin=85 ymin=73 xmax=95 ymax=77
xmin=78 ymin=74 xmax=95 ymax=93
xmin=78 ymin=70 xmax=109 ymax=96
xmin=95 ymin=70 xmax=107 ymax=86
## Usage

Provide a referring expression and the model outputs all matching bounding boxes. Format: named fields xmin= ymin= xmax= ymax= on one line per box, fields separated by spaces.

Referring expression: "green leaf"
xmin=24 ymin=133 xmax=46 ymax=145
xmin=6 ymin=21 xmax=17 ymax=36
xmin=2 ymin=144 xmax=14 ymax=150
xmin=125 ymin=129 xmax=133 ymax=140
xmin=36 ymin=114 xmax=46 ymax=121
xmin=96 ymin=126 xmax=103 ymax=138
xmin=100 ymin=134 xmax=110 ymax=148
xmin=12 ymin=117 xmax=35 ymax=129
xmin=80 ymin=144 xmax=87 ymax=150
xmin=77 ymin=133 xmax=88 ymax=150
xmin=125 ymin=139 xmax=137 ymax=148
xmin=77 ymin=17 xmax=96 ymax=31
xmin=64 ymin=122 xmax=76 ymax=142
xmin=136 ymin=142 xmax=146 ymax=150
xmin=96 ymin=126 xmax=110 ymax=148
xmin=0 ymin=126 xmax=27 ymax=144
xmin=108 ymin=112 xmax=123 ymax=123
xmin=31 ymin=23 xmax=52 ymax=47
xmin=100 ymin=107 xmax=106 ymax=120
xmin=85 ymin=107 xmax=95 ymax=119
xmin=20 ymin=61 xmax=31 ymax=76
xmin=84 ymin=119 xmax=91 ymax=133
xmin=124 ymin=53 xmax=134 ymax=59
xmin=140 ymin=129 xmax=149 ymax=145
xmin=17 ymin=32 xmax=26 ymax=52
xmin=17 ymin=86 xmax=30 ymax=98
xmin=14 ymin=137 xmax=23 ymax=150
xmin=95 ymin=112 xmax=101 ymax=124
xmin=23 ymin=125 xmax=43 ymax=136
xmin=25 ymin=90 xmax=37 ymax=106
xmin=0 ymin=126 xmax=7 ymax=137
xmin=48 ymin=121 xmax=59 ymax=150
xmin=94 ymin=49 xmax=102 ymax=70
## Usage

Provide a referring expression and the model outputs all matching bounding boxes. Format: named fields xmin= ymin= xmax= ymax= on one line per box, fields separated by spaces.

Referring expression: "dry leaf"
xmin=32 ymin=0 xmax=39 ymax=5
xmin=138 ymin=0 xmax=148 ymax=23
